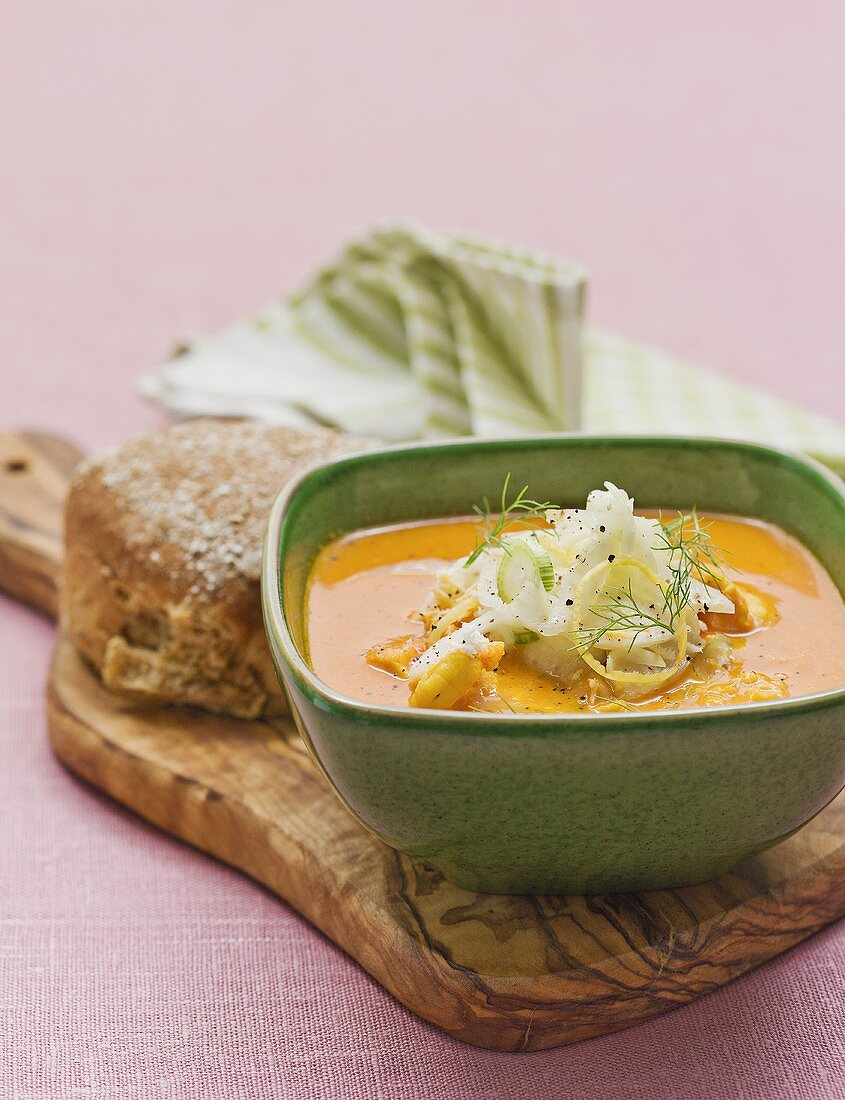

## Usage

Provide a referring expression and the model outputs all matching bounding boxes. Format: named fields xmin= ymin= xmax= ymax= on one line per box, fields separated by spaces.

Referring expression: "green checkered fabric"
xmin=584 ymin=330 xmax=845 ymax=478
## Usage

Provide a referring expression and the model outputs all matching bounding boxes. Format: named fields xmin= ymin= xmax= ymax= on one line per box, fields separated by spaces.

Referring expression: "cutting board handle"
xmin=0 ymin=430 xmax=82 ymax=620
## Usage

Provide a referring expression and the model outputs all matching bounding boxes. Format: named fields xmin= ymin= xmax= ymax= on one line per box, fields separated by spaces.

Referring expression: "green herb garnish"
xmin=468 ymin=696 xmax=518 ymax=715
xmin=574 ymin=510 xmax=727 ymax=655
xmin=464 ymin=473 xmax=555 ymax=567
xmin=655 ymin=507 xmax=726 ymax=590
xmin=573 ymin=578 xmax=676 ymax=655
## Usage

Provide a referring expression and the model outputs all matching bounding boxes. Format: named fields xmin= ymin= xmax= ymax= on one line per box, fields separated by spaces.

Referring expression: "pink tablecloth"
xmin=2 ymin=2 xmax=844 ymax=1096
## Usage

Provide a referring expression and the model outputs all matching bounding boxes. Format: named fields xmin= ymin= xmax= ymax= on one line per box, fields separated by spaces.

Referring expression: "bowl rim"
xmin=262 ymin=433 xmax=845 ymax=733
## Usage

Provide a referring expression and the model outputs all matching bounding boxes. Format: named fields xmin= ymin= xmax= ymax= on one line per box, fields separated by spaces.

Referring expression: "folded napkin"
xmin=142 ymin=223 xmax=586 ymax=441
xmin=141 ymin=222 xmax=845 ymax=477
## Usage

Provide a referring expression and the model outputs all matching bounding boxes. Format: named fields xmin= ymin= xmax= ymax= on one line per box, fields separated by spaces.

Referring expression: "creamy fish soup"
xmin=306 ymin=482 xmax=845 ymax=714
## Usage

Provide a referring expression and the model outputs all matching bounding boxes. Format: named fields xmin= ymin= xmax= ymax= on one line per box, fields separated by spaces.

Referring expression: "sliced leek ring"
xmin=572 ymin=556 xmax=687 ymax=687
xmin=580 ymin=632 xmax=687 ymax=687
xmin=496 ymin=541 xmax=555 ymax=602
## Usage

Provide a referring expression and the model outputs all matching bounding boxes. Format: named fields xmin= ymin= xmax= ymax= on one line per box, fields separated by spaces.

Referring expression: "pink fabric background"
xmin=2 ymin=2 xmax=844 ymax=1096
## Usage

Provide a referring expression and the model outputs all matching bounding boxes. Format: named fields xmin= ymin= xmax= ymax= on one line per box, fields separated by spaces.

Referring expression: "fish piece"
xmin=367 ymin=634 xmax=426 ymax=677
xmin=409 ymin=651 xmax=484 ymax=709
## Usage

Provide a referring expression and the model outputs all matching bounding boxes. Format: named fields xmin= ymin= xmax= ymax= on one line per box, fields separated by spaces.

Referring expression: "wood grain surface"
xmin=4 ymin=428 xmax=845 ymax=1050
xmin=0 ymin=430 xmax=83 ymax=616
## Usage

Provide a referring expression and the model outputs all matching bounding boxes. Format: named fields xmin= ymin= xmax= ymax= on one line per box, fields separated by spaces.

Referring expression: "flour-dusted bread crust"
xmin=62 ymin=419 xmax=365 ymax=719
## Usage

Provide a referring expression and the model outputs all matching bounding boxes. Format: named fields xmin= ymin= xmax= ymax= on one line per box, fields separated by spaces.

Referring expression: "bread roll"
xmin=62 ymin=419 xmax=364 ymax=719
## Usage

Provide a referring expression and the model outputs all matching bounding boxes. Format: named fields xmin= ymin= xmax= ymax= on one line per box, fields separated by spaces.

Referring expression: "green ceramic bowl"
xmin=262 ymin=436 xmax=845 ymax=895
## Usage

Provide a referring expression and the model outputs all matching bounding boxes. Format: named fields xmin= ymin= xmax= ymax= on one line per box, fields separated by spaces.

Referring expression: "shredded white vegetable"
xmin=410 ymin=483 xmax=735 ymax=695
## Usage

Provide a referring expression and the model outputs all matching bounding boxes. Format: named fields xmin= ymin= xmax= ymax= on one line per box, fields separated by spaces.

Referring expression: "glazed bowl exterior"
xmin=262 ymin=436 xmax=845 ymax=895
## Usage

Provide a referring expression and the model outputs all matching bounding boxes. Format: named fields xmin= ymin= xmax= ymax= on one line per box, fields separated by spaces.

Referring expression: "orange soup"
xmin=307 ymin=511 xmax=845 ymax=714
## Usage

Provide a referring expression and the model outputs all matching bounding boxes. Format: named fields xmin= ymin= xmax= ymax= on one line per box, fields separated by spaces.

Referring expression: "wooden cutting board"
xmin=2 ymin=427 xmax=845 ymax=1052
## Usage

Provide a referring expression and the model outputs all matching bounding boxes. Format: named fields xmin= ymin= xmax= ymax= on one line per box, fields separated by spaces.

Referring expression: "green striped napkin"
xmin=143 ymin=223 xmax=586 ymax=440
xmin=141 ymin=222 xmax=845 ymax=477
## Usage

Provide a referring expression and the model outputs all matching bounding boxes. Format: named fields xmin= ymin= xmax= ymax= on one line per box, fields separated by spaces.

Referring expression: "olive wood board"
xmin=2 ymin=427 xmax=845 ymax=1052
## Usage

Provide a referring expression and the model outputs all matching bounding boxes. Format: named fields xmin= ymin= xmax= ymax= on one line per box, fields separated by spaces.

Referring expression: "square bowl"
xmin=262 ymin=435 xmax=845 ymax=894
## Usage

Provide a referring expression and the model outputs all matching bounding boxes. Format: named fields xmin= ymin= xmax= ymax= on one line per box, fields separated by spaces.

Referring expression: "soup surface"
xmin=307 ymin=512 xmax=845 ymax=713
